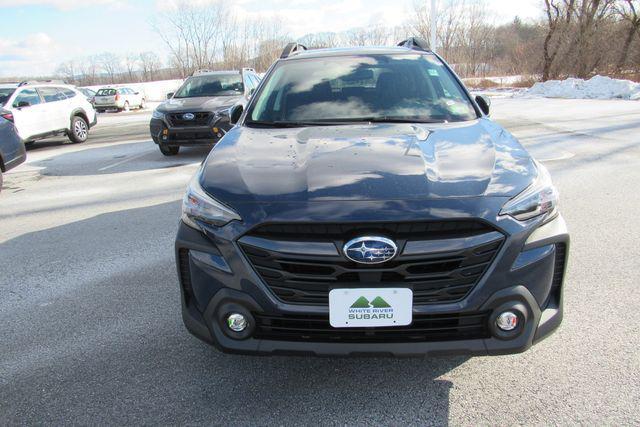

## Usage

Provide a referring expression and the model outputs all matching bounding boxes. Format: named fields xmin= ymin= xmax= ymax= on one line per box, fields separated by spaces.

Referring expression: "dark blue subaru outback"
xmin=175 ymin=39 xmax=569 ymax=356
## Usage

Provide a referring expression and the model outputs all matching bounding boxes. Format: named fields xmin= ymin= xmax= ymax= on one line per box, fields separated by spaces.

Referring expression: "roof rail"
xmin=192 ymin=69 xmax=215 ymax=76
xmin=397 ymin=37 xmax=431 ymax=52
xmin=18 ymin=79 xmax=67 ymax=86
xmin=280 ymin=43 xmax=307 ymax=59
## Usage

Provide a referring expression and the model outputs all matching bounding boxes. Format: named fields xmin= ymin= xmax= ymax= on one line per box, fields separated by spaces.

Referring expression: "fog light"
xmin=496 ymin=311 xmax=519 ymax=331
xmin=213 ymin=127 xmax=219 ymax=133
xmin=227 ymin=313 xmax=247 ymax=332
xmin=162 ymin=128 xmax=168 ymax=135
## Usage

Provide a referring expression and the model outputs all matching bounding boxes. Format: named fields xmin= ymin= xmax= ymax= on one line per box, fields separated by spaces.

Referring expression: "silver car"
xmin=94 ymin=87 xmax=145 ymax=112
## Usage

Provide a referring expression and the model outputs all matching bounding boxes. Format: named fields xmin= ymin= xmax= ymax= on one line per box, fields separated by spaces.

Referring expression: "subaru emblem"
xmin=343 ymin=236 xmax=398 ymax=264
xmin=182 ymin=112 xmax=195 ymax=120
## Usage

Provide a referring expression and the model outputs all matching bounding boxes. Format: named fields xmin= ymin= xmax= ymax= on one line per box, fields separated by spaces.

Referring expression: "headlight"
xmin=500 ymin=161 xmax=559 ymax=221
xmin=182 ymin=170 xmax=241 ymax=229
xmin=152 ymin=110 xmax=164 ymax=120
xmin=214 ymin=107 xmax=233 ymax=118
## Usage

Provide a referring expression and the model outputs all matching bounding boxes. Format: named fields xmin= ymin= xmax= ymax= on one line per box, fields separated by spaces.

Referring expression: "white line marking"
xmin=98 ymin=151 xmax=151 ymax=171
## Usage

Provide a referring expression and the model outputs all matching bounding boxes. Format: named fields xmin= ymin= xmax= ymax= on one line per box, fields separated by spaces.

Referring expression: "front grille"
xmin=254 ymin=312 xmax=490 ymax=343
xmin=239 ymin=221 xmax=504 ymax=306
xmin=169 ymin=131 xmax=213 ymax=140
xmin=168 ymin=112 xmax=212 ymax=127
xmin=249 ymin=221 xmax=493 ymax=240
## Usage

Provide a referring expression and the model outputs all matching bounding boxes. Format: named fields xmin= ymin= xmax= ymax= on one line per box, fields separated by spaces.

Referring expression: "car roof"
xmin=1 ymin=83 xmax=76 ymax=90
xmin=191 ymin=70 xmax=242 ymax=76
xmin=283 ymin=46 xmax=434 ymax=60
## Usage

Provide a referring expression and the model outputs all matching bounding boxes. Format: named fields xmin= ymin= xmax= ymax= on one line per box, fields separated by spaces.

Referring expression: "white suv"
xmin=0 ymin=81 xmax=97 ymax=144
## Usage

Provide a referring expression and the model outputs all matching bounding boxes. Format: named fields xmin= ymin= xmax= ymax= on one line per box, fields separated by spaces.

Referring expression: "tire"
xmin=139 ymin=99 xmax=146 ymax=109
xmin=68 ymin=115 xmax=89 ymax=143
xmin=123 ymin=102 xmax=130 ymax=112
xmin=159 ymin=145 xmax=179 ymax=156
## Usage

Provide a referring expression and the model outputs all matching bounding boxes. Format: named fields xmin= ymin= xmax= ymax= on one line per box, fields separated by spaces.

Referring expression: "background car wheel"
xmin=122 ymin=102 xmax=130 ymax=112
xmin=139 ymin=99 xmax=146 ymax=109
xmin=68 ymin=116 xmax=89 ymax=143
xmin=159 ymin=145 xmax=179 ymax=156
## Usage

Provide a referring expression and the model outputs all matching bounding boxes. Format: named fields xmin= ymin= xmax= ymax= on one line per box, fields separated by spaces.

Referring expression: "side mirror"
xmin=229 ymin=104 xmax=244 ymax=125
xmin=134 ymin=91 xmax=140 ymax=95
xmin=248 ymin=88 xmax=256 ymax=97
xmin=475 ymin=95 xmax=491 ymax=115
xmin=15 ymin=101 xmax=30 ymax=108
xmin=166 ymin=92 xmax=174 ymax=99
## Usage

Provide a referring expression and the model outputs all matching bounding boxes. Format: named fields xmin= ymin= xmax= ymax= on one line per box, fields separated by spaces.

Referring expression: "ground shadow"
xmin=1 ymin=201 xmax=466 ymax=425
xmin=28 ymin=141 xmax=211 ymax=176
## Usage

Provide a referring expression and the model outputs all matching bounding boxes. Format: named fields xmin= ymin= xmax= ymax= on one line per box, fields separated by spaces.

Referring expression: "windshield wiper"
xmin=344 ymin=116 xmax=446 ymax=124
xmin=245 ymin=120 xmax=353 ymax=128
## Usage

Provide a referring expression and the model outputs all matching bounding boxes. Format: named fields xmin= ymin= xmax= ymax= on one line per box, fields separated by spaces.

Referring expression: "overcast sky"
xmin=0 ymin=0 xmax=542 ymax=77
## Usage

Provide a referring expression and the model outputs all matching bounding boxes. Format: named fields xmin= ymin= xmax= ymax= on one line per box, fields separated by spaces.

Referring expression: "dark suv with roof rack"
xmin=150 ymin=69 xmax=261 ymax=156
xmin=174 ymin=38 xmax=570 ymax=356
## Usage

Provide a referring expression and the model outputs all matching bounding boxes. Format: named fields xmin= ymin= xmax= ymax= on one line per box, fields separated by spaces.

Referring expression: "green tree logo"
xmin=370 ymin=296 xmax=391 ymax=308
xmin=349 ymin=296 xmax=391 ymax=309
xmin=350 ymin=296 xmax=370 ymax=308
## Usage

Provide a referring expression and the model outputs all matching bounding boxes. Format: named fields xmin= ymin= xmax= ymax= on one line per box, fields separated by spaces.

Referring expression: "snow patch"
xmin=523 ymin=75 xmax=640 ymax=100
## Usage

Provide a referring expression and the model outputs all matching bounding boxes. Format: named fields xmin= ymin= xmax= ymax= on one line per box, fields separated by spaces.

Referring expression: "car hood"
xmin=157 ymin=95 xmax=242 ymax=113
xmin=200 ymin=118 xmax=536 ymax=203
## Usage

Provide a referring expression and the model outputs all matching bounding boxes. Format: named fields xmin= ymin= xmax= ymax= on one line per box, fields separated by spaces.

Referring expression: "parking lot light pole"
xmin=430 ymin=0 xmax=437 ymax=53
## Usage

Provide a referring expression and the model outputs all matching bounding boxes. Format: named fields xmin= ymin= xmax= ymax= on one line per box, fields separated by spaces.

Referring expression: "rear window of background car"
xmin=39 ymin=87 xmax=67 ymax=103
xmin=13 ymin=88 xmax=41 ymax=107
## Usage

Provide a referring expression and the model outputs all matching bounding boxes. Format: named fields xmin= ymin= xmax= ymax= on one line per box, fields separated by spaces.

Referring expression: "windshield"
xmin=248 ymin=54 xmax=477 ymax=125
xmin=0 ymin=88 xmax=15 ymax=106
xmin=174 ymin=74 xmax=243 ymax=98
xmin=96 ymin=89 xmax=116 ymax=96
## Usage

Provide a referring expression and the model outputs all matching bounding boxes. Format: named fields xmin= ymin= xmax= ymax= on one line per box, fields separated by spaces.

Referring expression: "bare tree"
xmin=79 ymin=56 xmax=100 ymax=86
xmin=410 ymin=0 xmax=466 ymax=56
xmin=139 ymin=51 xmax=161 ymax=81
xmin=55 ymin=60 xmax=77 ymax=84
xmin=542 ymin=1 xmax=576 ymax=80
xmin=96 ymin=52 xmax=122 ymax=83
xmin=615 ymin=0 xmax=640 ymax=72
xmin=125 ymin=53 xmax=140 ymax=82
xmin=152 ymin=0 xmax=232 ymax=76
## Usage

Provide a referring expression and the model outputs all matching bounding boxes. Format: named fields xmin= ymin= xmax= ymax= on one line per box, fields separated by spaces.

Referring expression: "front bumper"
xmin=175 ymin=203 xmax=569 ymax=357
xmin=150 ymin=116 xmax=230 ymax=146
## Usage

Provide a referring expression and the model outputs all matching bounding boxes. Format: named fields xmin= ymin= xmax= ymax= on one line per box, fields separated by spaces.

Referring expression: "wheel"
xmin=159 ymin=145 xmax=179 ymax=156
xmin=123 ymin=102 xmax=130 ymax=112
xmin=139 ymin=99 xmax=146 ymax=109
xmin=68 ymin=115 xmax=89 ymax=143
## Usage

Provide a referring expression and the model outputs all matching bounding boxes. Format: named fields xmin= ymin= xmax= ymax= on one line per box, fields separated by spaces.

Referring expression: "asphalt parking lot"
xmin=1 ymin=100 xmax=639 ymax=425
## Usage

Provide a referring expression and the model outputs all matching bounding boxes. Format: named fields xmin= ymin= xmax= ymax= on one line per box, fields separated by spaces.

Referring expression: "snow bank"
xmin=523 ymin=75 xmax=640 ymax=100
xmin=86 ymin=79 xmax=184 ymax=102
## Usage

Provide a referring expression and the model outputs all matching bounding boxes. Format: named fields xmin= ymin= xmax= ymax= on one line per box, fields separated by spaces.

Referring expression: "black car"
xmin=0 ymin=109 xmax=27 ymax=191
xmin=150 ymin=69 xmax=261 ymax=156
xmin=174 ymin=39 xmax=570 ymax=357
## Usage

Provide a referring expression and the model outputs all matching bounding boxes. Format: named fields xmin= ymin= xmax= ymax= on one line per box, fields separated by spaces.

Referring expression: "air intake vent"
xmin=254 ymin=312 xmax=490 ymax=343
